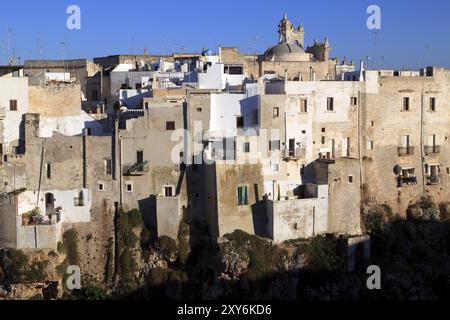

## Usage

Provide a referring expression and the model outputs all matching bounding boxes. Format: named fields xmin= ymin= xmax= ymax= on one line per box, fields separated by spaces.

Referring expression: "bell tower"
xmin=278 ymin=13 xmax=305 ymax=48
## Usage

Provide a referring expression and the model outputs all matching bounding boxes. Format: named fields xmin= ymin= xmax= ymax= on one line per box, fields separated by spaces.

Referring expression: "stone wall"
xmin=28 ymin=84 xmax=82 ymax=117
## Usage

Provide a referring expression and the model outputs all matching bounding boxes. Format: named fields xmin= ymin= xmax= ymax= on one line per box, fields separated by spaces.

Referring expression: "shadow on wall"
xmin=138 ymin=196 xmax=157 ymax=228
xmin=251 ymin=200 xmax=268 ymax=238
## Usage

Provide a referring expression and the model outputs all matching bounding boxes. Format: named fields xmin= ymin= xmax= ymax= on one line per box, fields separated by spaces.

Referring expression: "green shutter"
xmin=243 ymin=186 xmax=248 ymax=205
xmin=238 ymin=186 xmax=248 ymax=206
xmin=238 ymin=187 xmax=243 ymax=206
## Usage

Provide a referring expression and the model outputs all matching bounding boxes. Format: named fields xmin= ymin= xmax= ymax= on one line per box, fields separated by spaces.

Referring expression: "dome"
xmin=264 ymin=42 xmax=305 ymax=57
xmin=264 ymin=42 xmax=310 ymax=62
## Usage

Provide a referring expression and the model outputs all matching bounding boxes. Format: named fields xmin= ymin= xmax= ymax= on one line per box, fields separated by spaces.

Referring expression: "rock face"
xmin=2 ymin=206 xmax=450 ymax=300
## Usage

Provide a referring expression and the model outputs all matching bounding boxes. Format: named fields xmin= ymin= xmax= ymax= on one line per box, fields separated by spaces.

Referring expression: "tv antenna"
xmin=372 ymin=30 xmax=378 ymax=69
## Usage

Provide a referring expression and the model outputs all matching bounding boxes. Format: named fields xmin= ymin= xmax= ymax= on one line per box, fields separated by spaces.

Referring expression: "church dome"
xmin=264 ymin=42 xmax=305 ymax=57
xmin=264 ymin=42 xmax=310 ymax=62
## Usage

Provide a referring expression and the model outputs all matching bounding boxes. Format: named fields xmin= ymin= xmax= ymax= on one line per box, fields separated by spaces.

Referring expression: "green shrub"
xmin=25 ymin=261 xmax=48 ymax=282
xmin=128 ymin=209 xmax=143 ymax=229
xmin=157 ymin=236 xmax=178 ymax=261
xmin=225 ymin=230 xmax=274 ymax=281
xmin=29 ymin=293 xmax=44 ymax=300
xmin=306 ymin=235 xmax=345 ymax=273
xmin=177 ymin=221 xmax=191 ymax=265
xmin=7 ymin=249 xmax=29 ymax=275
xmin=363 ymin=207 xmax=385 ymax=233
xmin=115 ymin=210 xmax=142 ymax=289
xmin=57 ymin=241 xmax=65 ymax=254
xmin=105 ymin=238 xmax=114 ymax=285
xmin=78 ymin=283 xmax=109 ymax=300
xmin=63 ymin=229 xmax=80 ymax=265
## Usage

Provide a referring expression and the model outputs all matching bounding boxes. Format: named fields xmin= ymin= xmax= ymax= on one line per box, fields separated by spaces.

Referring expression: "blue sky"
xmin=0 ymin=0 xmax=449 ymax=69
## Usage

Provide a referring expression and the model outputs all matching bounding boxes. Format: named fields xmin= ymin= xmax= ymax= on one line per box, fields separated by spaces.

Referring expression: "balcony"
xmin=424 ymin=145 xmax=440 ymax=155
xmin=282 ymin=148 xmax=306 ymax=161
xmin=427 ymin=175 xmax=442 ymax=185
xmin=398 ymin=147 xmax=414 ymax=156
xmin=397 ymin=176 xmax=418 ymax=187
xmin=123 ymin=161 xmax=149 ymax=176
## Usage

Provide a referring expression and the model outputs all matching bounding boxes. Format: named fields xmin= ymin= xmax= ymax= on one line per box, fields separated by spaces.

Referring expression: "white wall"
xmin=39 ymin=111 xmax=104 ymax=137
xmin=0 ymin=77 xmax=29 ymax=151
xmin=267 ymin=184 xmax=328 ymax=243
xmin=210 ymin=93 xmax=245 ymax=136
xmin=198 ymin=64 xmax=223 ymax=90
xmin=18 ymin=189 xmax=92 ymax=223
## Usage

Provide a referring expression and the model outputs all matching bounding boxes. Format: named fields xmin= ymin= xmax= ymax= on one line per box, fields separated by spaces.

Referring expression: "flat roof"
xmin=0 ymin=65 xmax=24 ymax=70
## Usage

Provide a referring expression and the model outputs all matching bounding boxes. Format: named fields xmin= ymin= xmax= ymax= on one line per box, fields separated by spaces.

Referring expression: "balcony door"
xmin=402 ymin=135 xmax=410 ymax=148
xmin=289 ymin=139 xmax=295 ymax=156
xmin=427 ymin=134 xmax=436 ymax=147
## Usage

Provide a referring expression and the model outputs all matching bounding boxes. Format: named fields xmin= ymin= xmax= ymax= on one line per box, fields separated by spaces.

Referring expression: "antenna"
xmin=1 ymin=40 xmax=6 ymax=65
xmin=426 ymin=44 xmax=431 ymax=67
xmin=60 ymin=41 xmax=68 ymax=81
xmin=248 ymin=35 xmax=258 ymax=80
xmin=6 ymin=24 xmax=15 ymax=65
xmin=372 ymin=30 xmax=378 ymax=69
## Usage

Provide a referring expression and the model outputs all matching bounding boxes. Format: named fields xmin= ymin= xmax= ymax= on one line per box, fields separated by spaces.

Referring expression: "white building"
xmin=0 ymin=66 xmax=29 ymax=158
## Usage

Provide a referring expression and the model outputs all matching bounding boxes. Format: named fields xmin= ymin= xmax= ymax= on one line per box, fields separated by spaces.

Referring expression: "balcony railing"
xmin=427 ymin=175 xmax=442 ymax=185
xmin=398 ymin=147 xmax=414 ymax=156
xmin=282 ymin=148 xmax=306 ymax=161
xmin=424 ymin=145 xmax=441 ymax=155
xmin=398 ymin=176 xmax=418 ymax=187
xmin=124 ymin=161 xmax=149 ymax=176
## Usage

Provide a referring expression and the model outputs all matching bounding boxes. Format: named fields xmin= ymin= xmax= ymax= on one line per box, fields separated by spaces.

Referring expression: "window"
xmin=370 ymin=121 xmax=375 ymax=127
xmin=403 ymin=97 xmax=410 ymax=111
xmin=164 ymin=186 xmax=174 ymax=197
xmin=300 ymin=99 xmax=308 ymax=113
xmin=105 ymin=159 xmax=112 ymax=175
xmin=327 ymin=97 xmax=334 ymax=111
xmin=166 ymin=121 xmax=175 ymax=131
xmin=120 ymin=83 xmax=128 ymax=89
xmin=402 ymin=135 xmax=411 ymax=148
xmin=430 ymin=97 xmax=436 ymax=112
xmin=292 ymin=223 xmax=298 ymax=231
xmin=427 ymin=134 xmax=437 ymax=147
xmin=236 ymin=116 xmax=244 ymax=129
xmin=351 ymin=97 xmax=358 ymax=106
xmin=9 ymin=100 xmax=17 ymax=111
xmin=197 ymin=107 xmax=202 ymax=112
xmin=136 ymin=150 xmax=144 ymax=165
xmin=125 ymin=182 xmax=133 ymax=193
xmin=322 ymin=128 xmax=326 ymax=133
xmin=98 ymin=183 xmax=104 ymax=191
xmin=301 ymin=130 xmax=306 ymax=134
xmin=237 ymin=186 xmax=249 ymax=206
xmin=243 ymin=142 xmax=250 ymax=153
xmin=273 ymin=107 xmax=280 ymax=118
xmin=252 ymin=109 xmax=259 ymax=125
xmin=273 ymin=164 xmax=280 ymax=172
xmin=46 ymin=163 xmax=52 ymax=179
xmin=224 ymin=65 xmax=243 ymax=75
xmin=144 ymin=102 xmax=149 ymax=109
xmin=348 ymin=176 xmax=354 ymax=184
xmin=269 ymin=140 xmax=281 ymax=151
xmin=367 ymin=140 xmax=374 ymax=150
xmin=321 ymin=136 xmax=326 ymax=144
xmin=135 ymin=83 xmax=142 ymax=90
xmin=342 ymin=137 xmax=351 ymax=157
xmin=74 ymin=191 xmax=85 ymax=207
